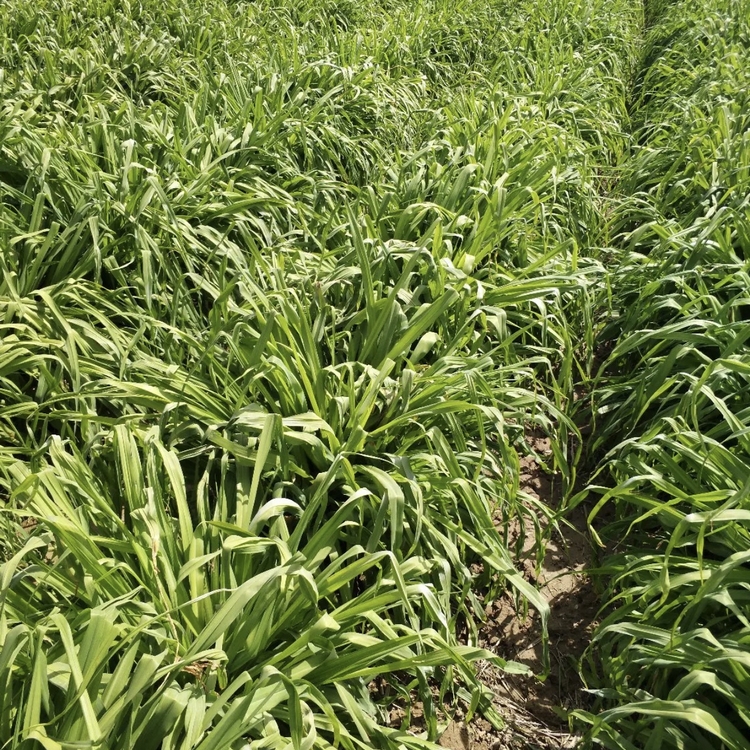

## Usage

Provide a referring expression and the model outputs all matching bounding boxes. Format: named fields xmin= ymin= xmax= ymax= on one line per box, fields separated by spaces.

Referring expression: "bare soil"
xmin=442 ymin=434 xmax=600 ymax=750
xmin=375 ymin=433 xmax=600 ymax=749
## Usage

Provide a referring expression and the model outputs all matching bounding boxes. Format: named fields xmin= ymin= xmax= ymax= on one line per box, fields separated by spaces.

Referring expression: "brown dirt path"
xmin=442 ymin=435 xmax=600 ymax=750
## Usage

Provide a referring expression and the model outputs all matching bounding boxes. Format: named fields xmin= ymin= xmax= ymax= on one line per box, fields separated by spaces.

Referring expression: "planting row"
xmin=577 ymin=0 xmax=750 ymax=747
xmin=0 ymin=1 xmax=639 ymax=749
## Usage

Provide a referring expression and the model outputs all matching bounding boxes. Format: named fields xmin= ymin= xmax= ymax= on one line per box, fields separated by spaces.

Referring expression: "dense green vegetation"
xmin=573 ymin=0 xmax=750 ymax=747
xmin=0 ymin=0 xmax=747 ymax=748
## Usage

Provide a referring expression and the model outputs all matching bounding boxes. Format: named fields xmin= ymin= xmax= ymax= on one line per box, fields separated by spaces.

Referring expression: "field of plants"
xmin=1 ymin=0 xmax=749 ymax=748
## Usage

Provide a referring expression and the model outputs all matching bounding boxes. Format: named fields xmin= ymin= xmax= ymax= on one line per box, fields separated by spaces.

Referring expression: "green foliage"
xmin=0 ymin=0 xmax=642 ymax=747
xmin=3 ymin=0 xmax=749 ymax=747
xmin=573 ymin=0 xmax=750 ymax=747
